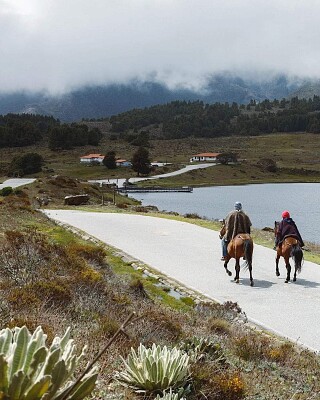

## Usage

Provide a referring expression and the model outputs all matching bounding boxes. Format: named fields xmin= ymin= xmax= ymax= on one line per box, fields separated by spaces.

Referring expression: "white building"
xmin=189 ymin=152 xmax=220 ymax=162
xmin=80 ymin=154 xmax=105 ymax=164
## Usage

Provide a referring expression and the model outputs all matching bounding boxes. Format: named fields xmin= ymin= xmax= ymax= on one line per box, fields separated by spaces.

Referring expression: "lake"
xmin=128 ymin=183 xmax=320 ymax=243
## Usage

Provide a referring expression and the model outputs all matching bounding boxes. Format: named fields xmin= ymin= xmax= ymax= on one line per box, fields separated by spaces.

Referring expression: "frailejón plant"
xmin=116 ymin=343 xmax=190 ymax=393
xmin=154 ymin=388 xmax=186 ymax=399
xmin=0 ymin=325 xmax=98 ymax=400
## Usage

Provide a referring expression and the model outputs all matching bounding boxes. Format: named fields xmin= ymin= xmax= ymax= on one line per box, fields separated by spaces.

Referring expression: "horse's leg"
xmin=292 ymin=244 xmax=303 ymax=282
xmin=224 ymin=259 xmax=232 ymax=276
xmin=285 ymin=259 xmax=291 ymax=283
xmin=234 ymin=258 xmax=240 ymax=283
xmin=248 ymin=260 xmax=254 ymax=286
xmin=275 ymin=254 xmax=280 ymax=276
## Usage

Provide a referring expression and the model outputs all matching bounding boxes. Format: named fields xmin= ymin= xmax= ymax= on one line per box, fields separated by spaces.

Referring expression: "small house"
xmin=80 ymin=154 xmax=105 ymax=164
xmin=189 ymin=152 xmax=221 ymax=163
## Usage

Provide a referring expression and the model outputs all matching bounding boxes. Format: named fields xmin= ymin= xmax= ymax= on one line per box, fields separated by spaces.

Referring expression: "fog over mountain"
xmin=1 ymin=1 xmax=320 ymax=120
xmin=0 ymin=74 xmax=310 ymax=122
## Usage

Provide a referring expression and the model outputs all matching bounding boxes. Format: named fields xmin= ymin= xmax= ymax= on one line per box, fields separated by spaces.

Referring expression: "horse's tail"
xmin=243 ymin=239 xmax=253 ymax=269
xmin=291 ymin=243 xmax=303 ymax=274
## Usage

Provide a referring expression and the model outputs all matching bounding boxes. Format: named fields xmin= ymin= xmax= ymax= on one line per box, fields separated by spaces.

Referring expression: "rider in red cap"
xmin=275 ymin=211 xmax=304 ymax=249
xmin=281 ymin=210 xmax=290 ymax=219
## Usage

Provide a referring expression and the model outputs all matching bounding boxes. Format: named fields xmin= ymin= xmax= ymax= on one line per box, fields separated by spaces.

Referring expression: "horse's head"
xmin=219 ymin=219 xmax=226 ymax=238
xmin=274 ymin=221 xmax=280 ymax=237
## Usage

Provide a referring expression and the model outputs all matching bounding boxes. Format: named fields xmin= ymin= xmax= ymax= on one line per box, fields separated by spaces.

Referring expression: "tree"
xmin=103 ymin=151 xmax=117 ymax=169
xmin=257 ymin=158 xmax=278 ymax=172
xmin=131 ymin=147 xmax=151 ymax=176
xmin=8 ymin=153 xmax=44 ymax=176
xmin=88 ymin=127 xmax=103 ymax=145
xmin=216 ymin=152 xmax=238 ymax=165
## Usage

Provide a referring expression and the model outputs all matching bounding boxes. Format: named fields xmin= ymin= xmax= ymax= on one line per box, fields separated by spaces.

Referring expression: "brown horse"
xmin=274 ymin=221 xmax=303 ymax=283
xmin=220 ymin=223 xmax=254 ymax=286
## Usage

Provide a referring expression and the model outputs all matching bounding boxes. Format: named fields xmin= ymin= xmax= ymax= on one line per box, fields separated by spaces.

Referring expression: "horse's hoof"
xmin=227 ymin=271 xmax=232 ymax=276
xmin=285 ymin=280 xmax=289 ymax=283
xmin=236 ymin=279 xmax=239 ymax=284
xmin=276 ymin=271 xmax=280 ymax=277
xmin=293 ymin=277 xmax=297 ymax=282
xmin=250 ymin=281 xmax=254 ymax=287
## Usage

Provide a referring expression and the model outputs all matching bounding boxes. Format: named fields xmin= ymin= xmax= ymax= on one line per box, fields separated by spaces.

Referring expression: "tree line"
xmin=106 ymin=96 xmax=320 ymax=138
xmin=0 ymin=114 xmax=103 ymax=149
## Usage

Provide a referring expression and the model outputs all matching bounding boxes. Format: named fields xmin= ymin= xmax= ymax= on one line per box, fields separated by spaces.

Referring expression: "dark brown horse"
xmin=274 ymin=221 xmax=303 ymax=283
xmin=220 ymin=223 xmax=254 ymax=286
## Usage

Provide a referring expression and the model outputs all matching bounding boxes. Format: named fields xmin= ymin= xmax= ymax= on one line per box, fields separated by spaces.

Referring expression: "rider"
xmin=220 ymin=201 xmax=252 ymax=261
xmin=275 ymin=210 xmax=304 ymax=249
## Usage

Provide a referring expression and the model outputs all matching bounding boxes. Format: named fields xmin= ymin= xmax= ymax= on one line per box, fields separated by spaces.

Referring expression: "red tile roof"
xmin=192 ymin=152 xmax=220 ymax=157
xmin=80 ymin=154 xmax=104 ymax=159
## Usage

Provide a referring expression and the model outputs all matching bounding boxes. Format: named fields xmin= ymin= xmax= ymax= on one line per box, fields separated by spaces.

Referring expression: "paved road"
xmin=89 ymin=163 xmax=216 ymax=187
xmin=43 ymin=210 xmax=320 ymax=352
xmin=0 ymin=178 xmax=36 ymax=189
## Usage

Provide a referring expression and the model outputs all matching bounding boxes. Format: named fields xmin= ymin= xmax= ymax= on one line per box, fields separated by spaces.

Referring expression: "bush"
xmin=212 ymin=372 xmax=246 ymax=400
xmin=0 ymin=186 xmax=13 ymax=196
xmin=8 ymin=152 xmax=44 ymax=176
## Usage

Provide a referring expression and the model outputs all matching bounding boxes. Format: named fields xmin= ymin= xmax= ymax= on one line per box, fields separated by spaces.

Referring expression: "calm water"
xmin=128 ymin=183 xmax=320 ymax=243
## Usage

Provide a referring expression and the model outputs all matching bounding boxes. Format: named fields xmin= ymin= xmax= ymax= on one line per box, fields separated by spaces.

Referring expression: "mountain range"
xmin=0 ymin=74 xmax=318 ymax=122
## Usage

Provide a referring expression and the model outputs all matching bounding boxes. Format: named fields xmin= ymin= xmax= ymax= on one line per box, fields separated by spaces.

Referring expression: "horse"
xmin=274 ymin=221 xmax=303 ymax=283
xmin=219 ymin=222 xmax=254 ymax=286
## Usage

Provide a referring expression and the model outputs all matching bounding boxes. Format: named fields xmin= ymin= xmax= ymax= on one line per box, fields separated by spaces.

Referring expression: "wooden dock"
xmin=118 ymin=186 xmax=193 ymax=193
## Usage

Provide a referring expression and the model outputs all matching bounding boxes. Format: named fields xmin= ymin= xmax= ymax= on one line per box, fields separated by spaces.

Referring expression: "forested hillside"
xmin=102 ymin=96 xmax=320 ymax=139
xmin=0 ymin=114 xmax=102 ymax=149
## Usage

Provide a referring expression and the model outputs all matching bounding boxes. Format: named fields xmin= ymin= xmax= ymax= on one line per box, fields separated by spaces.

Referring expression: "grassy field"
xmin=1 ymin=132 xmax=320 ymax=185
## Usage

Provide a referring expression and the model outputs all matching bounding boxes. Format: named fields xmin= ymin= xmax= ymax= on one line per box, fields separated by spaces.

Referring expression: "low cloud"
xmin=1 ymin=0 xmax=320 ymax=93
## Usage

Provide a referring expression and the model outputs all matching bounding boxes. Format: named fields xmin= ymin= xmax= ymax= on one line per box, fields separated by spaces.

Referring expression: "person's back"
xmin=221 ymin=202 xmax=252 ymax=260
xmin=225 ymin=209 xmax=252 ymax=241
xmin=276 ymin=210 xmax=304 ymax=247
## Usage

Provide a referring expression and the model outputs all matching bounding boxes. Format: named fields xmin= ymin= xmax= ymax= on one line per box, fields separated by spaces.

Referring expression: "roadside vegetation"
xmin=0 ymin=182 xmax=319 ymax=399
xmin=1 ymin=99 xmax=320 ymax=398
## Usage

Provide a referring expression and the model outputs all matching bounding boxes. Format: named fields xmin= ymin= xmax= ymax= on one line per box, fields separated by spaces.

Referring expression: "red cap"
xmin=282 ymin=210 xmax=290 ymax=219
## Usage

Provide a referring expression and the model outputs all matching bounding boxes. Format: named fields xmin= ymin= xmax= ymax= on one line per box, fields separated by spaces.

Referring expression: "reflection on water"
xmin=128 ymin=183 xmax=320 ymax=243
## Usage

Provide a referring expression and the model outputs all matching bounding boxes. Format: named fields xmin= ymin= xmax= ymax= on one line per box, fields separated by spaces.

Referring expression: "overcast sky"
xmin=1 ymin=0 xmax=320 ymax=93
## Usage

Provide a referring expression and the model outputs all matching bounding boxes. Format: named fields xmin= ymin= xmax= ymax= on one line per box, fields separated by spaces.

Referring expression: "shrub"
xmin=233 ymin=333 xmax=271 ymax=361
xmin=184 ymin=213 xmax=201 ymax=219
xmin=208 ymin=317 xmax=231 ymax=335
xmin=8 ymin=152 xmax=44 ymax=176
xmin=265 ymin=342 xmax=293 ymax=363
xmin=116 ymin=343 xmax=190 ymax=394
xmin=0 ymin=325 xmax=98 ymax=399
xmin=30 ymin=280 xmax=73 ymax=306
xmin=67 ymin=242 xmax=106 ymax=264
xmin=0 ymin=186 xmax=13 ymax=196
xmin=129 ymin=278 xmax=149 ymax=298
xmin=212 ymin=372 xmax=246 ymax=400
xmin=0 ymin=228 xmax=53 ymax=285
xmin=180 ymin=297 xmax=195 ymax=307
xmin=95 ymin=314 xmax=120 ymax=338
xmin=180 ymin=336 xmax=225 ymax=363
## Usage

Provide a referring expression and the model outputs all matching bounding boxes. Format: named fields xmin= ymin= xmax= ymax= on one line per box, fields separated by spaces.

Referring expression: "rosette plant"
xmin=116 ymin=343 xmax=190 ymax=394
xmin=0 ymin=325 xmax=98 ymax=399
